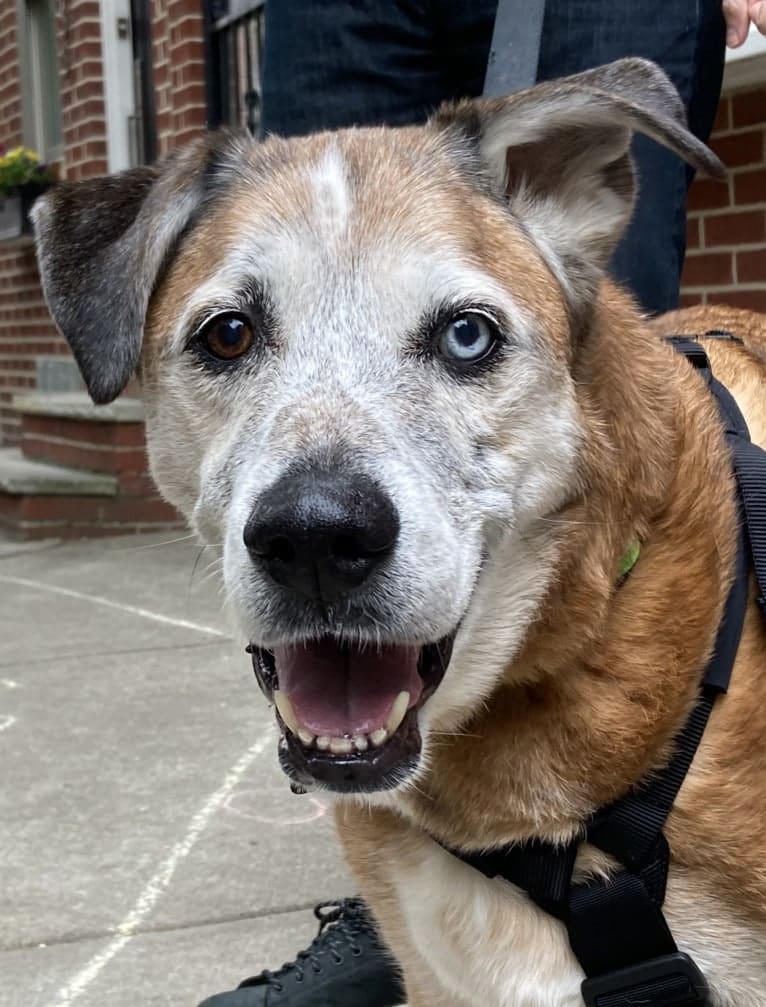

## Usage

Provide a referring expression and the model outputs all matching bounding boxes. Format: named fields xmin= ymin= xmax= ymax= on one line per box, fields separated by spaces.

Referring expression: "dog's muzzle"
xmin=243 ymin=464 xmax=455 ymax=792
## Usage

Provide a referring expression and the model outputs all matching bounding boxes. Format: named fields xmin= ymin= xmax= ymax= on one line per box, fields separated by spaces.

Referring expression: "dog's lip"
xmin=247 ymin=633 xmax=456 ymax=793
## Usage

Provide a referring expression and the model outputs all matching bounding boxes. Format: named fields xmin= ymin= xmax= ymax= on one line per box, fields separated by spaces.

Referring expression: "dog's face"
xmin=33 ymin=59 xmax=722 ymax=796
xmin=141 ymin=128 xmax=581 ymax=793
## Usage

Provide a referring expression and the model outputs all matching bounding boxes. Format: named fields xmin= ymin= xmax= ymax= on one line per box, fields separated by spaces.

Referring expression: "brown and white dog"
xmin=33 ymin=59 xmax=766 ymax=1006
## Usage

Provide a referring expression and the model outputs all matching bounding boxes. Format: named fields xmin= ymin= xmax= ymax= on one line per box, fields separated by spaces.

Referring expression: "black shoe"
xmin=198 ymin=898 xmax=406 ymax=1007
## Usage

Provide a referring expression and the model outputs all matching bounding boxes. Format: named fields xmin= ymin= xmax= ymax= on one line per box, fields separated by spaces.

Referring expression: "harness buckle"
xmin=581 ymin=951 xmax=711 ymax=1007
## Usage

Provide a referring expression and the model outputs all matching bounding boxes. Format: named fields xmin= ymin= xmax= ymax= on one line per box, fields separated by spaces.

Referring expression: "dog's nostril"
xmin=332 ymin=533 xmax=373 ymax=562
xmin=262 ymin=536 xmax=296 ymax=564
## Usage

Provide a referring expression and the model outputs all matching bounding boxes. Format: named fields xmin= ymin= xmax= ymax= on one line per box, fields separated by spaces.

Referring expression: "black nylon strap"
xmin=730 ymin=437 xmax=766 ymax=622
xmin=483 ymin=0 xmax=544 ymax=96
xmin=438 ymin=336 xmax=760 ymax=1006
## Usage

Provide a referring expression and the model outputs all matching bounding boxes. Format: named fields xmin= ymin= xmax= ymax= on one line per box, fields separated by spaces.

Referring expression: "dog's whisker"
xmin=112 ymin=531 xmax=199 ymax=551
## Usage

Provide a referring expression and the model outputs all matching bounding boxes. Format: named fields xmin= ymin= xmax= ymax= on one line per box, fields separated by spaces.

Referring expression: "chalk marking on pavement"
xmin=0 ymin=714 xmax=16 ymax=732
xmin=49 ymin=727 xmax=275 ymax=1007
xmin=223 ymin=787 xmax=329 ymax=826
xmin=0 ymin=573 xmax=227 ymax=638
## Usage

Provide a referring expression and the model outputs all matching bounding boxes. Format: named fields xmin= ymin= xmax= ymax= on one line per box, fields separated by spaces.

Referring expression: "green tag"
xmin=618 ymin=540 xmax=641 ymax=580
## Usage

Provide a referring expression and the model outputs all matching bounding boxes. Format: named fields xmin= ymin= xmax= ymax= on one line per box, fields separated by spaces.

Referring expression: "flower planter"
xmin=0 ymin=182 xmax=49 ymax=244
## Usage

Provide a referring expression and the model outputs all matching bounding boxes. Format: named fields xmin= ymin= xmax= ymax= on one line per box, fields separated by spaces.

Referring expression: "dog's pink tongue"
xmin=273 ymin=639 xmax=422 ymax=736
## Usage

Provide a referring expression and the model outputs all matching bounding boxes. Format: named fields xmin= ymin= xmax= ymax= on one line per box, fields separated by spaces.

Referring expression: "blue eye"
xmin=200 ymin=314 xmax=254 ymax=361
xmin=437 ymin=313 xmax=497 ymax=364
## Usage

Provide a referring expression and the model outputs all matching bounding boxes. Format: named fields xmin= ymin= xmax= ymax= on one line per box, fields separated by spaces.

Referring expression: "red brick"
xmin=117 ymin=472 xmax=158 ymax=495
xmin=733 ymin=168 xmax=766 ymax=207
xmin=686 ymin=217 xmax=700 ymax=250
xmin=21 ymin=414 xmax=146 ymax=448
xmin=682 ymin=252 xmax=734 ymax=288
xmin=732 ymin=88 xmax=766 ymax=130
xmin=711 ymin=130 xmax=764 ymax=168
xmin=21 ymin=435 xmax=149 ymax=474
xmin=102 ymin=496 xmax=179 ymax=523
xmin=718 ymin=290 xmax=766 ymax=313
xmin=687 ymin=177 xmax=731 ymax=212
xmin=712 ymin=97 xmax=731 ymax=133
xmin=736 ymin=249 xmax=766 ymax=284
xmin=704 ymin=209 xmax=766 ymax=247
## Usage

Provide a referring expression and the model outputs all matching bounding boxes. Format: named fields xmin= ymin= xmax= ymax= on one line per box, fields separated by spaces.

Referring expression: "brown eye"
xmin=201 ymin=314 xmax=255 ymax=361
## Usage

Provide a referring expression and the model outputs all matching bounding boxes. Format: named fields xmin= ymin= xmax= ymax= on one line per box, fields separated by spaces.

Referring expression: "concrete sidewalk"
xmin=0 ymin=533 xmax=352 ymax=1007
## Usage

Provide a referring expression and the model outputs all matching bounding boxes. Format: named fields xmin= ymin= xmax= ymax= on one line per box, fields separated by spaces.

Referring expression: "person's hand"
xmin=723 ymin=0 xmax=766 ymax=46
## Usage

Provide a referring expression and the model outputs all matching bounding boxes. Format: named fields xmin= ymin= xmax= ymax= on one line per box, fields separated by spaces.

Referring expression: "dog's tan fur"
xmin=338 ymin=300 xmax=766 ymax=1004
xmin=31 ymin=58 xmax=766 ymax=1005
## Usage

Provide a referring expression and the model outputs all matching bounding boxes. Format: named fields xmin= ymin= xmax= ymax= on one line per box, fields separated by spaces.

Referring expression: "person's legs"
xmin=263 ymin=0 xmax=724 ymax=316
xmin=536 ymin=0 xmax=726 ymax=313
xmin=261 ymin=0 xmax=442 ymax=134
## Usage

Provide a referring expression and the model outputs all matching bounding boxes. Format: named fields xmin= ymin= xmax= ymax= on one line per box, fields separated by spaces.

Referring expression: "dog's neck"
xmin=387 ymin=286 xmax=739 ymax=849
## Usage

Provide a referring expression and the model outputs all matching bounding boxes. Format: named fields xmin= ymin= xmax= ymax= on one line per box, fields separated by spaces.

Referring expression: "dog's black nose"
xmin=244 ymin=469 xmax=399 ymax=602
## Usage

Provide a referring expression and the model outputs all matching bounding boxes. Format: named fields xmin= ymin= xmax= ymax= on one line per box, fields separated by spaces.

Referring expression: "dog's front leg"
xmin=335 ymin=804 xmax=466 ymax=1007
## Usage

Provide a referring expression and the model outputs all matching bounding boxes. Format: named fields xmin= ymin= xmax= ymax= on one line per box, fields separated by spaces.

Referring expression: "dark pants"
xmin=261 ymin=0 xmax=725 ymax=315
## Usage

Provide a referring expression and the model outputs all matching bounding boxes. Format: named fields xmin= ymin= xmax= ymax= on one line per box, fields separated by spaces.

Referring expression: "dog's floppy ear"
xmin=32 ymin=131 xmax=250 ymax=404
xmin=432 ymin=58 xmax=724 ymax=300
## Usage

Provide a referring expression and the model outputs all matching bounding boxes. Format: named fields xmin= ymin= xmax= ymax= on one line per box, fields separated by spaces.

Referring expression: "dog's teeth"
xmin=329 ymin=736 xmax=354 ymax=755
xmin=353 ymin=734 xmax=369 ymax=752
xmin=273 ymin=690 xmax=300 ymax=736
xmin=297 ymin=728 xmax=315 ymax=747
xmin=316 ymin=736 xmax=331 ymax=751
xmin=369 ymin=728 xmax=388 ymax=748
xmin=385 ymin=691 xmax=410 ymax=737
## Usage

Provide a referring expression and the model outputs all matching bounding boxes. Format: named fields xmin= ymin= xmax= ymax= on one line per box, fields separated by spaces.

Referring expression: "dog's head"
xmin=34 ymin=59 xmax=722 ymax=796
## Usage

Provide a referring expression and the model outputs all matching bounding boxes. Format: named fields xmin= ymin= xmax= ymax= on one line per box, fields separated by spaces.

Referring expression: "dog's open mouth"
xmin=250 ymin=635 xmax=455 ymax=793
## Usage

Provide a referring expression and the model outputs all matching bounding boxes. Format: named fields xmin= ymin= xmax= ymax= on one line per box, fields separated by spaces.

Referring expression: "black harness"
xmin=442 ymin=335 xmax=766 ymax=1007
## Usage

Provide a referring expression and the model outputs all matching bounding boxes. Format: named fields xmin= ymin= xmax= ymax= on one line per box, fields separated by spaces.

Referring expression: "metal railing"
xmin=204 ymin=0 xmax=265 ymax=133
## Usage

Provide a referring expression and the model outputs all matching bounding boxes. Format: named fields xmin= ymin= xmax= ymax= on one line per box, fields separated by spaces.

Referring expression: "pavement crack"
xmin=1 ymin=901 xmax=326 ymax=953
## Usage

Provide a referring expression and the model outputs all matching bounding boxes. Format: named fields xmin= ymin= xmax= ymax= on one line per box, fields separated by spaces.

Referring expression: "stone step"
xmin=13 ymin=392 xmax=148 ymax=476
xmin=0 ymin=448 xmax=117 ymax=496
xmin=0 ymin=448 xmax=179 ymax=541
xmin=14 ymin=391 xmax=144 ymax=422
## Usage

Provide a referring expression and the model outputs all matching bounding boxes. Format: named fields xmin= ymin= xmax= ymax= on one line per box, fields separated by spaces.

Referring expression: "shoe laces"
xmin=238 ymin=898 xmax=370 ymax=993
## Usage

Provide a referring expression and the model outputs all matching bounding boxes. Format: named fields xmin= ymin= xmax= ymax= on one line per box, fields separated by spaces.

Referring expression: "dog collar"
xmin=618 ymin=540 xmax=640 ymax=581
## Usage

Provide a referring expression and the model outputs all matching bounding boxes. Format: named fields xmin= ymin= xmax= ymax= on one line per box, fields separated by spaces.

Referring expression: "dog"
xmin=33 ymin=58 xmax=766 ymax=1006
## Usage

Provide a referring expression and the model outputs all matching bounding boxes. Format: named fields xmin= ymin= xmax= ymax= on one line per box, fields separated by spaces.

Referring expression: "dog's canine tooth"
xmin=297 ymin=727 xmax=315 ymax=747
xmin=329 ymin=737 xmax=354 ymax=755
xmin=369 ymin=728 xmax=388 ymax=748
xmin=385 ymin=691 xmax=410 ymax=737
xmin=273 ymin=690 xmax=300 ymax=736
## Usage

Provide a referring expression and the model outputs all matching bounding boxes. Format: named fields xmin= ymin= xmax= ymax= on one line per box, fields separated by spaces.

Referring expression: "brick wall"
xmin=0 ymin=3 xmax=65 ymax=445
xmin=0 ymin=248 xmax=67 ymax=445
xmin=0 ymin=0 xmax=209 ymax=447
xmin=0 ymin=0 xmax=112 ymax=446
xmin=58 ymin=0 xmax=109 ymax=180
xmin=151 ymin=0 xmax=208 ymax=157
xmin=682 ymin=83 xmax=766 ymax=311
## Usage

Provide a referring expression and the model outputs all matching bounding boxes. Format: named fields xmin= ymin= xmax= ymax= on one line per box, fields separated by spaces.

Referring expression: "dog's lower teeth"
xmin=329 ymin=737 xmax=354 ymax=755
xmin=277 ymin=694 xmax=410 ymax=754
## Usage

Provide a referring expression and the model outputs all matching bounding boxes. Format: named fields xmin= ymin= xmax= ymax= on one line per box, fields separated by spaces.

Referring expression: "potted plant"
xmin=0 ymin=146 xmax=55 ymax=243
